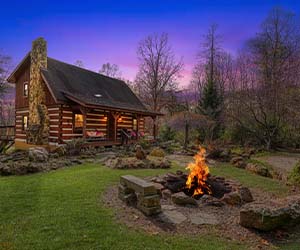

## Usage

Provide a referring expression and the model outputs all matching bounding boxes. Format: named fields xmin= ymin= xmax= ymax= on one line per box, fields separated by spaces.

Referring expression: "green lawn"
xmin=0 ymin=162 xmax=292 ymax=250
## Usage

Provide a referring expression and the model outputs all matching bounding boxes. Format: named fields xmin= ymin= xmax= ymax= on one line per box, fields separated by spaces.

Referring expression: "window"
xmin=74 ymin=114 xmax=84 ymax=133
xmin=22 ymin=115 xmax=28 ymax=131
xmin=133 ymin=118 xmax=137 ymax=131
xmin=23 ymin=82 xmax=28 ymax=97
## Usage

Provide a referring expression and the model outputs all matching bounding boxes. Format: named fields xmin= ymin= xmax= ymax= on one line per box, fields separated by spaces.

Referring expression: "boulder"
xmin=171 ymin=192 xmax=197 ymax=206
xmin=221 ymin=192 xmax=242 ymax=205
xmin=52 ymin=145 xmax=66 ymax=157
xmin=135 ymin=145 xmax=146 ymax=160
xmin=162 ymin=189 xmax=172 ymax=200
xmin=230 ymin=156 xmax=246 ymax=169
xmin=240 ymin=195 xmax=300 ymax=231
xmin=238 ymin=187 xmax=254 ymax=203
xmin=245 ymin=163 xmax=272 ymax=178
xmin=28 ymin=147 xmax=49 ymax=162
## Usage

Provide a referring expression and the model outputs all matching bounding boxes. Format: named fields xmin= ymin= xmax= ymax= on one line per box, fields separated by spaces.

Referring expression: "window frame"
xmin=22 ymin=115 xmax=28 ymax=131
xmin=132 ymin=118 xmax=138 ymax=131
xmin=23 ymin=82 xmax=29 ymax=97
xmin=73 ymin=113 xmax=84 ymax=134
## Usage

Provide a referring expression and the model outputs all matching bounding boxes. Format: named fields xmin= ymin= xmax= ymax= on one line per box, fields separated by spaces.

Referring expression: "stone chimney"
xmin=27 ymin=37 xmax=49 ymax=145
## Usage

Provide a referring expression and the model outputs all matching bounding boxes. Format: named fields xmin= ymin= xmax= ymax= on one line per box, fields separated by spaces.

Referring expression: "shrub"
xmin=159 ymin=125 xmax=176 ymax=142
xmin=138 ymin=138 xmax=151 ymax=150
xmin=288 ymin=161 xmax=300 ymax=185
xmin=149 ymin=147 xmax=165 ymax=157
xmin=65 ymin=138 xmax=85 ymax=156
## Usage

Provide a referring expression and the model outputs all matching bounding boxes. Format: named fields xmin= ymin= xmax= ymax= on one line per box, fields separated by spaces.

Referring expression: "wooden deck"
xmin=0 ymin=125 xmax=15 ymax=152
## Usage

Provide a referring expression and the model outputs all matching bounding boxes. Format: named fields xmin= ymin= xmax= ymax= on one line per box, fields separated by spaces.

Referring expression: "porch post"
xmin=80 ymin=107 xmax=87 ymax=139
xmin=136 ymin=115 xmax=140 ymax=140
xmin=111 ymin=112 xmax=120 ymax=141
xmin=152 ymin=116 xmax=157 ymax=140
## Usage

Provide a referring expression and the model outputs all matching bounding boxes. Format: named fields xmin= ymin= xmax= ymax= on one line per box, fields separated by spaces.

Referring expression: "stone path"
xmin=189 ymin=213 xmax=219 ymax=225
xmin=158 ymin=210 xmax=187 ymax=224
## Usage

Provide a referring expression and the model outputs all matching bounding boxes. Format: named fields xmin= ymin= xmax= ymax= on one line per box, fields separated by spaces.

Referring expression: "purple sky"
xmin=1 ymin=0 xmax=300 ymax=87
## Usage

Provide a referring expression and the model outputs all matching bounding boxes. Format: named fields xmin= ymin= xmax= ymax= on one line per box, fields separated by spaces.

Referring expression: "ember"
xmin=185 ymin=147 xmax=211 ymax=198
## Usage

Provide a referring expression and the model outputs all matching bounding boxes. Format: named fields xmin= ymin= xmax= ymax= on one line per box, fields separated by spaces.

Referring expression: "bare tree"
xmin=74 ymin=60 xmax=85 ymax=68
xmin=99 ymin=62 xmax=122 ymax=79
xmin=226 ymin=8 xmax=300 ymax=149
xmin=135 ymin=33 xmax=183 ymax=137
xmin=135 ymin=33 xmax=183 ymax=111
xmin=0 ymin=53 xmax=11 ymax=96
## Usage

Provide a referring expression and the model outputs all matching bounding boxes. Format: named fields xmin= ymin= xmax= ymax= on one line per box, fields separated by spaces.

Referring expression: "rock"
xmin=221 ymin=192 xmax=242 ymax=205
xmin=230 ymin=156 xmax=246 ymax=169
xmin=162 ymin=189 xmax=172 ymax=200
xmin=161 ymin=205 xmax=177 ymax=211
xmin=135 ymin=145 xmax=146 ymax=160
xmin=52 ymin=145 xmax=66 ymax=157
xmin=171 ymin=192 xmax=197 ymax=206
xmin=158 ymin=210 xmax=187 ymax=224
xmin=150 ymin=177 xmax=166 ymax=184
xmin=198 ymin=194 xmax=224 ymax=207
xmin=189 ymin=213 xmax=219 ymax=225
xmin=28 ymin=147 xmax=49 ymax=162
xmin=238 ymin=187 xmax=254 ymax=203
xmin=105 ymin=157 xmax=170 ymax=170
xmin=240 ymin=195 xmax=300 ymax=231
xmin=0 ymin=163 xmax=12 ymax=175
xmin=246 ymin=163 xmax=272 ymax=177
xmin=152 ymin=183 xmax=165 ymax=195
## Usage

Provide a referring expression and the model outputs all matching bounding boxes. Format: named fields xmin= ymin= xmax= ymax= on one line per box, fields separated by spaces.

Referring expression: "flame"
xmin=186 ymin=147 xmax=211 ymax=197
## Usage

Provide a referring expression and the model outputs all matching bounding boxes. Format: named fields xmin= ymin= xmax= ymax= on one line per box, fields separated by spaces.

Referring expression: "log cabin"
xmin=7 ymin=38 xmax=160 ymax=149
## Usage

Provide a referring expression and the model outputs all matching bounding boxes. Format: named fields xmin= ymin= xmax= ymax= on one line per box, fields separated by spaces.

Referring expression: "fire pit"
xmin=161 ymin=147 xmax=234 ymax=200
xmin=118 ymin=147 xmax=254 ymax=217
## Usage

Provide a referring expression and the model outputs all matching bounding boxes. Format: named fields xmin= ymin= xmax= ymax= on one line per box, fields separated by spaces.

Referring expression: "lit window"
xmin=133 ymin=118 xmax=137 ymax=130
xmin=74 ymin=114 xmax=84 ymax=132
xmin=22 ymin=115 xmax=28 ymax=130
xmin=24 ymin=82 xmax=28 ymax=97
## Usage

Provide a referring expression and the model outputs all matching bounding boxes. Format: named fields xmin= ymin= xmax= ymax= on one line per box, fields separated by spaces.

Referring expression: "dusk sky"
xmin=1 ymin=0 xmax=300 ymax=87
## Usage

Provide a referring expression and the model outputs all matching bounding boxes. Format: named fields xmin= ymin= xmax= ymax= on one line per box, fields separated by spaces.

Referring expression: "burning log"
xmin=185 ymin=147 xmax=211 ymax=197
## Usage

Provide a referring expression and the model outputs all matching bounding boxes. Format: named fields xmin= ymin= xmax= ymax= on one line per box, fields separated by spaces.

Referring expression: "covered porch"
xmin=58 ymin=103 xmax=159 ymax=146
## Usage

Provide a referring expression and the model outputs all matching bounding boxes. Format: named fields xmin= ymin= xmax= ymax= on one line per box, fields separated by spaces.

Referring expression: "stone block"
xmin=120 ymin=175 xmax=157 ymax=195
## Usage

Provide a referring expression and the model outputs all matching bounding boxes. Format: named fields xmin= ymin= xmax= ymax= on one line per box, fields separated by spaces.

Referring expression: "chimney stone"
xmin=27 ymin=37 xmax=49 ymax=145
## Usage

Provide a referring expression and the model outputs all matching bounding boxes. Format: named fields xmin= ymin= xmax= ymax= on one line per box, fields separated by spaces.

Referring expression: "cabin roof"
xmin=8 ymin=55 xmax=160 ymax=116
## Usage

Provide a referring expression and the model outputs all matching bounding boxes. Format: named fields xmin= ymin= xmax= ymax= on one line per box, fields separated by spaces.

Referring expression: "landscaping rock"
xmin=158 ymin=210 xmax=187 ymax=224
xmin=189 ymin=213 xmax=219 ymax=225
xmin=152 ymin=183 xmax=165 ymax=195
xmin=240 ymin=195 xmax=300 ymax=231
xmin=28 ymin=147 xmax=49 ymax=162
xmin=162 ymin=189 xmax=172 ymax=200
xmin=105 ymin=157 xmax=170 ymax=169
xmin=245 ymin=163 xmax=272 ymax=178
xmin=135 ymin=145 xmax=146 ymax=160
xmin=221 ymin=192 xmax=242 ymax=205
xmin=238 ymin=187 xmax=254 ymax=203
xmin=230 ymin=156 xmax=246 ymax=169
xmin=171 ymin=192 xmax=197 ymax=206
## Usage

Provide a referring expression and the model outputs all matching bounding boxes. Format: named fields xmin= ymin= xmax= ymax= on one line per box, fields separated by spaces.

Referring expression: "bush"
xmin=149 ymin=147 xmax=165 ymax=157
xmin=138 ymin=138 xmax=151 ymax=150
xmin=65 ymin=138 xmax=85 ymax=156
xmin=288 ymin=161 xmax=300 ymax=185
xmin=159 ymin=125 xmax=176 ymax=142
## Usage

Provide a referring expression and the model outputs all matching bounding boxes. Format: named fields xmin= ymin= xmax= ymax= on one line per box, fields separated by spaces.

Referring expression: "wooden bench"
xmin=119 ymin=175 xmax=161 ymax=216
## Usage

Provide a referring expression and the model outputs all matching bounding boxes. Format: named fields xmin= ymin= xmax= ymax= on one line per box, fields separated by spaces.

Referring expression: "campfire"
xmin=185 ymin=147 xmax=212 ymax=198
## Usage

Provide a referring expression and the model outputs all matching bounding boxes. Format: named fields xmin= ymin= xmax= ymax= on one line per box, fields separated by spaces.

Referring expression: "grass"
xmin=0 ymin=162 xmax=293 ymax=250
